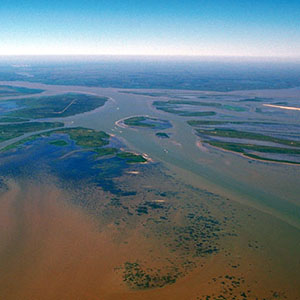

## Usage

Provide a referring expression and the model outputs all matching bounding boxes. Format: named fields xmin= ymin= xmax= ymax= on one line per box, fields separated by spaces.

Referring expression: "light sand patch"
xmin=126 ymin=171 xmax=140 ymax=175
xmin=196 ymin=140 xmax=209 ymax=152
xmin=263 ymin=104 xmax=300 ymax=111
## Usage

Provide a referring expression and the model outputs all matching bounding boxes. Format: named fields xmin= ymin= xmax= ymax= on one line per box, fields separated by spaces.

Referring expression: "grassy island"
xmin=156 ymin=132 xmax=169 ymax=138
xmin=205 ymin=140 xmax=300 ymax=164
xmin=7 ymin=93 xmax=108 ymax=119
xmin=195 ymin=128 xmax=300 ymax=164
xmin=0 ymin=117 xmax=30 ymax=123
xmin=153 ymin=100 xmax=245 ymax=116
xmin=196 ymin=128 xmax=300 ymax=147
xmin=153 ymin=100 xmax=217 ymax=117
xmin=123 ymin=116 xmax=171 ymax=130
xmin=116 ymin=152 xmax=147 ymax=163
xmin=124 ymin=116 xmax=155 ymax=128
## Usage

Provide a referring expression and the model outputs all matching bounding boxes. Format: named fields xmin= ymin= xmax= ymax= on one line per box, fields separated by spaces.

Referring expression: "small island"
xmin=156 ymin=132 xmax=170 ymax=138
xmin=120 ymin=116 xmax=172 ymax=130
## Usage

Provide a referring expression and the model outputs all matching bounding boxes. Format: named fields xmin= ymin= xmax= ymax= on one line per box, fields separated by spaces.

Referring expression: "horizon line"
xmin=1 ymin=54 xmax=300 ymax=62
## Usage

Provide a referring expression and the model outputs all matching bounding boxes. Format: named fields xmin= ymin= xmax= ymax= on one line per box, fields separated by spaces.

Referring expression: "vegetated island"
xmin=187 ymin=120 xmax=283 ymax=127
xmin=195 ymin=128 xmax=300 ymax=165
xmin=153 ymin=100 xmax=246 ymax=117
xmin=2 ymin=127 xmax=148 ymax=164
xmin=5 ymin=93 xmax=108 ymax=119
xmin=153 ymin=100 xmax=217 ymax=117
xmin=156 ymin=132 xmax=170 ymax=138
xmin=124 ymin=116 xmax=156 ymax=128
xmin=0 ymin=117 xmax=30 ymax=123
xmin=122 ymin=116 xmax=172 ymax=130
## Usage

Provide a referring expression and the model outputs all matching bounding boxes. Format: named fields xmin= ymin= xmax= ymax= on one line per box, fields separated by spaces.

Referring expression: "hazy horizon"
xmin=1 ymin=0 xmax=300 ymax=57
xmin=1 ymin=54 xmax=300 ymax=63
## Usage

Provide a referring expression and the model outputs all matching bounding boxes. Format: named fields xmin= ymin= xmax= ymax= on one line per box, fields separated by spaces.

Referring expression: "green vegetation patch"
xmin=187 ymin=120 xmax=281 ymax=127
xmin=153 ymin=100 xmax=216 ymax=117
xmin=0 ymin=121 xmax=64 ymax=143
xmin=59 ymin=128 xmax=147 ymax=163
xmin=93 ymin=147 xmax=118 ymax=157
xmin=124 ymin=116 xmax=155 ymax=128
xmin=116 ymin=152 xmax=147 ymax=163
xmin=196 ymin=128 xmax=300 ymax=147
xmin=180 ymin=111 xmax=216 ymax=117
xmin=52 ymin=127 xmax=110 ymax=148
xmin=156 ymin=132 xmax=169 ymax=138
xmin=239 ymin=97 xmax=269 ymax=102
xmin=48 ymin=140 xmax=68 ymax=146
xmin=206 ymin=140 xmax=300 ymax=155
xmin=205 ymin=140 xmax=300 ymax=165
xmin=153 ymin=100 xmax=245 ymax=116
xmin=187 ymin=120 xmax=229 ymax=126
xmin=195 ymin=128 xmax=300 ymax=164
xmin=123 ymin=116 xmax=171 ymax=130
xmin=160 ymin=100 xmax=222 ymax=107
xmin=1 ymin=126 xmax=148 ymax=164
xmin=0 ymin=117 xmax=30 ymax=123
xmin=8 ymin=93 xmax=108 ymax=119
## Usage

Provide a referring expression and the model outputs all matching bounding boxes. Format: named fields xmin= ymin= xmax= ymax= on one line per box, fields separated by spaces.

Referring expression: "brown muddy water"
xmin=1 ymin=179 xmax=300 ymax=300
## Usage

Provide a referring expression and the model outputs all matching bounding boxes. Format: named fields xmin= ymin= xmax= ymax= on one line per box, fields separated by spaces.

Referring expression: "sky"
xmin=0 ymin=0 xmax=300 ymax=57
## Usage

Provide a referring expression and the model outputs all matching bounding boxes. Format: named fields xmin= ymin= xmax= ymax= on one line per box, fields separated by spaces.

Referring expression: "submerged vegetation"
xmin=123 ymin=262 xmax=179 ymax=289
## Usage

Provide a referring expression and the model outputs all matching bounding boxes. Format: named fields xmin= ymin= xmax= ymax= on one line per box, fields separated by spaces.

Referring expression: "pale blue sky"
xmin=0 ymin=0 xmax=300 ymax=57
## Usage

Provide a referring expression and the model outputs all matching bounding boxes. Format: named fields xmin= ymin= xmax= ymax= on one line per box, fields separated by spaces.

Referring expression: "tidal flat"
xmin=0 ymin=81 xmax=300 ymax=300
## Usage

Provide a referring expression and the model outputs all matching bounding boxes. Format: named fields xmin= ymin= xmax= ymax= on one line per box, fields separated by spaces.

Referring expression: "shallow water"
xmin=0 ymin=81 xmax=300 ymax=299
